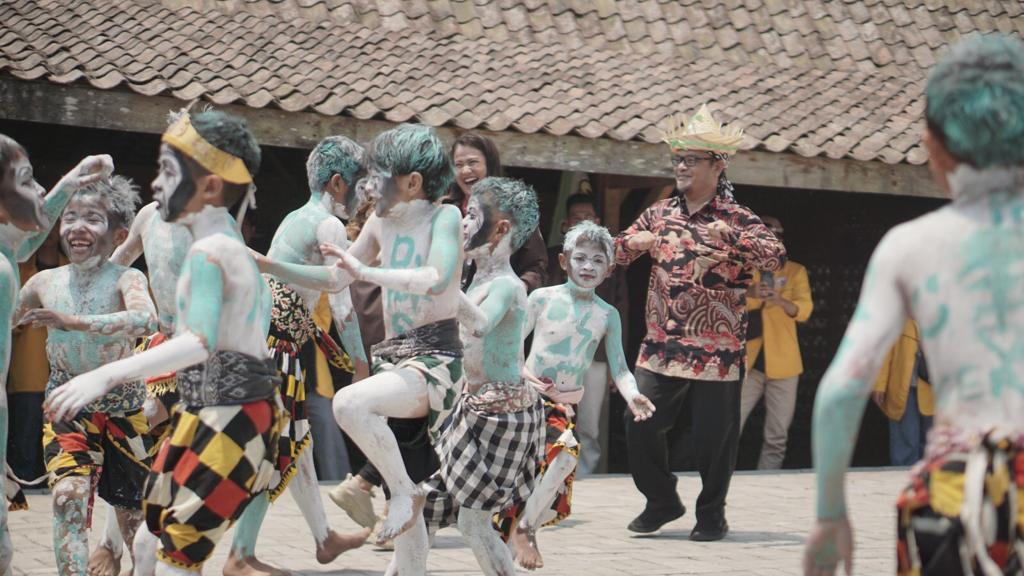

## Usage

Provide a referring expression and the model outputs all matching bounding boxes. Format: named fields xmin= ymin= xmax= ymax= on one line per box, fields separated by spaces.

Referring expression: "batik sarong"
xmin=422 ymin=381 xmax=543 ymax=528
xmin=896 ymin=430 xmax=1024 ymax=575
xmin=264 ymin=275 xmax=349 ymax=499
xmin=42 ymin=408 xmax=152 ymax=512
xmin=371 ymin=318 xmax=464 ymax=443
xmin=42 ymin=368 xmax=152 ymax=516
xmin=496 ymin=398 xmax=578 ymax=539
xmin=143 ymin=350 xmax=281 ymax=570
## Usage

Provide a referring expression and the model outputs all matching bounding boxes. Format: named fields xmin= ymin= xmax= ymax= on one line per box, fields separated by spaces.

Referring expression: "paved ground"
xmin=10 ymin=468 xmax=904 ymax=575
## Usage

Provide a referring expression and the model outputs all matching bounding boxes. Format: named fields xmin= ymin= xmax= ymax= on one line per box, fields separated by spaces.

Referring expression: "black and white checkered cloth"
xmin=422 ymin=391 xmax=544 ymax=528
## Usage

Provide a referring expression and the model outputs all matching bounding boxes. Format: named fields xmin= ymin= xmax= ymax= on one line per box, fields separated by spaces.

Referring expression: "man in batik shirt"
xmin=615 ymin=104 xmax=785 ymax=541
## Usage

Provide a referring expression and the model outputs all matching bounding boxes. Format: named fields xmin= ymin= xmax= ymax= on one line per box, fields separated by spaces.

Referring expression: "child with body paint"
xmin=803 ymin=35 xmax=1024 ymax=576
xmin=230 ymin=135 xmax=371 ymax=574
xmin=0 ymin=134 xmax=113 ymax=575
xmin=499 ymin=220 xmax=655 ymax=570
xmin=88 ymin=186 xmax=195 ymax=576
xmin=261 ymin=123 xmax=464 ymax=575
xmin=15 ymin=175 xmax=158 ymax=576
xmin=45 ymin=110 xmax=282 ymax=576
xmin=417 ymin=177 xmax=545 ymax=576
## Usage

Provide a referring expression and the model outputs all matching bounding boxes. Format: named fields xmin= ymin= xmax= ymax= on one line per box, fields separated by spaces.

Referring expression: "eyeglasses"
xmin=671 ymin=155 xmax=714 ymax=168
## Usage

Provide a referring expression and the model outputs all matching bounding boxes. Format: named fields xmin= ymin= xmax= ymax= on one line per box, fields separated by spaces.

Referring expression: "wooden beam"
xmin=0 ymin=78 xmax=942 ymax=198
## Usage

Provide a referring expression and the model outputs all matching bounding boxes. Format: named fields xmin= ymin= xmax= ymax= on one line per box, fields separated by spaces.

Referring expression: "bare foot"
xmin=315 ymin=527 xmax=371 ymax=564
xmin=222 ymin=550 xmax=290 ymax=576
xmin=87 ymin=543 xmax=121 ymax=576
xmin=510 ymin=524 xmax=543 ymax=570
xmin=376 ymin=488 xmax=425 ymax=544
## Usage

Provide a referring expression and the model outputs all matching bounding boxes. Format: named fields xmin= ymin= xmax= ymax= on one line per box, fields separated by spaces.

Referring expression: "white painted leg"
xmin=519 ymin=430 xmax=578 ymax=531
xmin=52 ymin=476 xmax=91 ymax=576
xmin=332 ymin=369 xmax=429 ymax=544
xmin=289 ymin=447 xmax=369 ymax=564
xmin=458 ymin=508 xmax=515 ymax=576
xmin=131 ymin=528 xmax=158 ymax=576
xmin=390 ymin=517 xmax=428 ymax=576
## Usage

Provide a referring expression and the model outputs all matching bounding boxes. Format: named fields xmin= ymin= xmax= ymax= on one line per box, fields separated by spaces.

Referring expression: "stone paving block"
xmin=8 ymin=469 xmax=903 ymax=575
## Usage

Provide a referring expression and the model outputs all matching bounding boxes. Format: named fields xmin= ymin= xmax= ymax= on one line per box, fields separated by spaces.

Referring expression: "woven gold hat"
xmin=662 ymin=104 xmax=744 ymax=155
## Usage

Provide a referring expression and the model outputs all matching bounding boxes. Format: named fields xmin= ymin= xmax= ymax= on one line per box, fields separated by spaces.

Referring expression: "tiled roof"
xmin=211 ymin=0 xmax=1024 ymax=76
xmin=0 ymin=0 xmax=1019 ymax=166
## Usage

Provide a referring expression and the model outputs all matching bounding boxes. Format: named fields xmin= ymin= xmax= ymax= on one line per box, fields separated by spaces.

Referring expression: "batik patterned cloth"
xmin=144 ymin=399 xmax=282 ymax=570
xmin=42 ymin=407 xmax=153 ymax=511
xmin=496 ymin=400 xmax=578 ymax=539
xmin=896 ymin=432 xmax=1024 ymax=575
xmin=46 ymin=367 xmax=146 ymax=415
xmin=422 ymin=382 xmax=543 ymax=528
xmin=371 ymin=319 xmax=464 ymax=443
xmin=264 ymin=275 xmax=317 ymax=500
xmin=614 ymin=193 xmax=785 ymax=381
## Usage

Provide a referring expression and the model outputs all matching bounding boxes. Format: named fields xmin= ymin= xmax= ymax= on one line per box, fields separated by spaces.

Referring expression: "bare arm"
xmin=318 ymin=218 xmax=367 ymax=365
xmin=255 ymin=216 xmax=379 ymax=293
xmin=110 ymin=203 xmax=152 ymax=266
xmin=458 ymin=277 xmax=517 ymax=338
xmin=331 ymin=205 xmax=462 ymax=296
xmin=812 ymin=232 xmax=908 ymax=520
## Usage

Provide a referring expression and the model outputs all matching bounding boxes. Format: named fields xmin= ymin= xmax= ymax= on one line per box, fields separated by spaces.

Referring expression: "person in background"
xmin=738 ymin=215 xmax=813 ymax=470
xmin=6 ymin=227 xmax=63 ymax=487
xmin=872 ymin=319 xmax=932 ymax=466
xmin=544 ymin=192 xmax=628 ymax=475
xmin=450 ymin=132 xmax=548 ymax=292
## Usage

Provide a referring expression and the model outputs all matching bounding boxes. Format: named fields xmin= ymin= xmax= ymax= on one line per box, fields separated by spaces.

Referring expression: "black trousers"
xmin=359 ymin=416 xmax=439 ymax=499
xmin=626 ymin=368 xmax=741 ymax=527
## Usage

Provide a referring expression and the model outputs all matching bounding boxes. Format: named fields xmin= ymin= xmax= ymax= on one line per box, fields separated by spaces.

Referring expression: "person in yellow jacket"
xmin=871 ymin=319 xmax=933 ymax=466
xmin=739 ymin=217 xmax=813 ymax=469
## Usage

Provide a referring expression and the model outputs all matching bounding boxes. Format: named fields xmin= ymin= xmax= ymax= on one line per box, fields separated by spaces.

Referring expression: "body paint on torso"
xmin=526 ymin=283 xmax=614 ymax=391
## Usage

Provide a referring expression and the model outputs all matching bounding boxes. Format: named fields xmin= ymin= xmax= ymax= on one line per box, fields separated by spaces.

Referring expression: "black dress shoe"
xmin=689 ymin=519 xmax=729 ymax=541
xmin=627 ymin=503 xmax=686 ymax=533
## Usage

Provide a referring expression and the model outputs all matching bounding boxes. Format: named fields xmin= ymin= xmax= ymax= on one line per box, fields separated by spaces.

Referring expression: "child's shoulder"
xmin=529 ymin=284 xmax=564 ymax=301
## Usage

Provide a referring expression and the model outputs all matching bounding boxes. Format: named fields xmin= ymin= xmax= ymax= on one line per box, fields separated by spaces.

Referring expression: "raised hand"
xmin=626 ymin=231 xmax=656 ymax=251
xmin=320 ymin=242 xmax=364 ymax=280
xmin=56 ymin=154 xmax=114 ymax=192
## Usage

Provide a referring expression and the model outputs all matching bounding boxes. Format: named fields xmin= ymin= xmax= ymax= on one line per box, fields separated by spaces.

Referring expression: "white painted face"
xmin=462 ymin=195 xmax=487 ymax=254
xmin=60 ymin=194 xmax=116 ymax=265
xmin=565 ymin=240 xmax=611 ymax=290
xmin=1 ymin=153 xmax=48 ymax=231
xmin=151 ymin=144 xmax=195 ymax=222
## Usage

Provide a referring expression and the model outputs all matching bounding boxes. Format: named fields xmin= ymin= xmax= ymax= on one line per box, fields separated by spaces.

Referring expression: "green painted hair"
xmin=473 ymin=177 xmax=539 ymax=250
xmin=368 ymin=124 xmax=453 ymax=201
xmin=563 ymin=220 xmax=614 ymax=262
xmin=926 ymin=34 xmax=1024 ymax=168
xmin=75 ymin=175 xmax=141 ymax=229
xmin=306 ymin=136 xmax=365 ymax=194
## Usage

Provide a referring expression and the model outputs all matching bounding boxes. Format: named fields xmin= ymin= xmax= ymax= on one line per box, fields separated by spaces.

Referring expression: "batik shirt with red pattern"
xmin=615 ymin=192 xmax=785 ymax=381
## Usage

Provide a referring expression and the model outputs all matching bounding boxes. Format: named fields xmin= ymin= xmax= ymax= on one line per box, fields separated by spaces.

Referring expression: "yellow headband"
xmin=662 ymin=104 xmax=744 ymax=155
xmin=162 ymin=115 xmax=253 ymax=185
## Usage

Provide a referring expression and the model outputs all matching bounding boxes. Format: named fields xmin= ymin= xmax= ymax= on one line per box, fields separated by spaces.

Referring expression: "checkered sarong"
xmin=422 ymin=383 xmax=543 ymax=528
xmin=144 ymin=399 xmax=282 ymax=570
